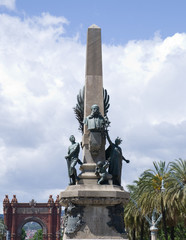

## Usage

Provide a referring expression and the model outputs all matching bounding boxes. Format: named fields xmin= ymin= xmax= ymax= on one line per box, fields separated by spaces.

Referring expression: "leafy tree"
xmin=125 ymin=183 xmax=141 ymax=239
xmin=21 ymin=228 xmax=27 ymax=240
xmin=125 ymin=181 xmax=150 ymax=240
xmin=124 ymin=159 xmax=186 ymax=240
xmin=167 ymin=158 xmax=186 ymax=212
xmin=31 ymin=229 xmax=43 ymax=240
xmin=137 ymin=161 xmax=169 ymax=240
xmin=165 ymin=158 xmax=186 ymax=239
xmin=0 ymin=219 xmax=7 ymax=240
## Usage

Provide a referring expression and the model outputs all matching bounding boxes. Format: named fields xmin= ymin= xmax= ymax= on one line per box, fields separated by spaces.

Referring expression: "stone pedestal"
xmin=60 ymin=185 xmax=129 ymax=239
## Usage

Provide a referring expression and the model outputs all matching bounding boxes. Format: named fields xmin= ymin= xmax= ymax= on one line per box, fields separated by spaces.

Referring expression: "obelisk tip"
xmin=88 ymin=24 xmax=100 ymax=29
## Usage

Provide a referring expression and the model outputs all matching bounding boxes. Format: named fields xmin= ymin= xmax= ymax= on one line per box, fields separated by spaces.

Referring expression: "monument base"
xmin=59 ymin=185 xmax=129 ymax=239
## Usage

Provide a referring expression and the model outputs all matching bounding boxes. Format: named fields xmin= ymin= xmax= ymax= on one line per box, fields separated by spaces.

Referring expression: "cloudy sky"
xmin=0 ymin=0 xmax=186 ymax=213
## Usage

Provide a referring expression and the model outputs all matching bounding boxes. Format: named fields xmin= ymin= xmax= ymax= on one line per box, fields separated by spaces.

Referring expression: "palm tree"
xmin=165 ymin=158 xmax=186 ymax=239
xmin=125 ymin=182 xmax=150 ymax=240
xmin=125 ymin=183 xmax=140 ymax=240
xmin=136 ymin=161 xmax=170 ymax=240
xmin=124 ymin=159 xmax=186 ymax=240
xmin=168 ymin=158 xmax=186 ymax=209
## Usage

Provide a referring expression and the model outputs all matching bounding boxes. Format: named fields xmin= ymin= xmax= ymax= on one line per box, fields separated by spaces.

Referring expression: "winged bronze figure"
xmin=73 ymin=87 xmax=110 ymax=133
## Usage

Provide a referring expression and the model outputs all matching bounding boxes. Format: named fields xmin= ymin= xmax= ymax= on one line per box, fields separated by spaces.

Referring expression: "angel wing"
xmin=103 ymin=89 xmax=110 ymax=117
xmin=73 ymin=87 xmax=84 ymax=133
xmin=73 ymin=87 xmax=110 ymax=134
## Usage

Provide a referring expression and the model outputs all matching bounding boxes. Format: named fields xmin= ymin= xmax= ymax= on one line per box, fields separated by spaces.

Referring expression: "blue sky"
xmin=0 ymin=0 xmax=186 ymax=212
xmin=2 ymin=0 xmax=186 ymax=44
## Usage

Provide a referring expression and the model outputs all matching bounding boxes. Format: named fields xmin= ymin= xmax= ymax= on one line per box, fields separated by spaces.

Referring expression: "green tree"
xmin=164 ymin=158 xmax=186 ymax=239
xmin=167 ymin=158 xmax=186 ymax=212
xmin=21 ymin=228 xmax=27 ymax=240
xmin=125 ymin=181 xmax=150 ymax=240
xmin=124 ymin=159 xmax=186 ymax=240
xmin=125 ymin=182 xmax=141 ymax=240
xmin=0 ymin=219 xmax=7 ymax=240
xmin=137 ymin=161 xmax=169 ymax=240
xmin=124 ymin=161 xmax=169 ymax=239
xmin=32 ymin=229 xmax=43 ymax=240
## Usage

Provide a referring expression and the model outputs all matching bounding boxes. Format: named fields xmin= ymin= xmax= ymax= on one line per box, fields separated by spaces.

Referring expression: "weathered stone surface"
xmin=63 ymin=205 xmax=129 ymax=240
xmin=60 ymin=184 xmax=129 ymax=207
xmin=84 ymin=25 xmax=104 ymax=135
xmin=86 ymin=24 xmax=102 ymax=77
xmin=81 ymin=24 xmax=106 ymax=184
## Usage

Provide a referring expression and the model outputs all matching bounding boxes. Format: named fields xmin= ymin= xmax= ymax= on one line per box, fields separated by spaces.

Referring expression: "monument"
xmin=60 ymin=24 xmax=130 ymax=239
xmin=3 ymin=195 xmax=61 ymax=240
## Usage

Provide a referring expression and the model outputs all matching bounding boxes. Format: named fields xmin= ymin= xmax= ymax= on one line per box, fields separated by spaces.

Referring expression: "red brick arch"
xmin=3 ymin=195 xmax=61 ymax=240
xmin=17 ymin=216 xmax=48 ymax=239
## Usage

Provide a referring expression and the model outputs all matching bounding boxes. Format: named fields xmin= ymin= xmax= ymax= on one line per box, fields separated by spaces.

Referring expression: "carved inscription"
xmin=17 ymin=208 xmax=49 ymax=214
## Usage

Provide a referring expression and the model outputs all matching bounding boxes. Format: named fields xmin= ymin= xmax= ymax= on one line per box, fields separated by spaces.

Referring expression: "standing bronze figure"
xmin=65 ymin=135 xmax=83 ymax=185
xmin=106 ymin=131 xmax=130 ymax=186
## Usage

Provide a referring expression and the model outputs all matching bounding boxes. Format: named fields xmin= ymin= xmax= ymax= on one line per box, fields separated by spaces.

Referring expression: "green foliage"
xmin=124 ymin=158 xmax=186 ymax=240
xmin=21 ymin=228 xmax=27 ymax=240
xmin=158 ymin=221 xmax=186 ymax=240
xmin=0 ymin=219 xmax=7 ymax=239
xmin=31 ymin=229 xmax=43 ymax=240
xmin=0 ymin=219 xmax=4 ymax=224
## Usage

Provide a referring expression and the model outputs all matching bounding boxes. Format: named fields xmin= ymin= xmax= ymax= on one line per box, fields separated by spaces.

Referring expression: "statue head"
xmin=97 ymin=161 xmax=103 ymax=168
xmin=91 ymin=104 xmax=100 ymax=116
xmin=115 ymin=137 xmax=122 ymax=145
xmin=69 ymin=135 xmax=75 ymax=143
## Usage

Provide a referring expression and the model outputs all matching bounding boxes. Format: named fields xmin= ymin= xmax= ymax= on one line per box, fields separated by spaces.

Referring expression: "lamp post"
xmin=131 ymin=179 xmax=165 ymax=240
xmin=148 ymin=209 xmax=162 ymax=240
xmin=6 ymin=231 xmax=10 ymax=240
xmin=149 ymin=179 xmax=166 ymax=240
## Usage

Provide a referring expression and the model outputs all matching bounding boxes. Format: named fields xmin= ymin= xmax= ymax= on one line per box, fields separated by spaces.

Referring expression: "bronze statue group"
xmin=65 ymin=104 xmax=130 ymax=186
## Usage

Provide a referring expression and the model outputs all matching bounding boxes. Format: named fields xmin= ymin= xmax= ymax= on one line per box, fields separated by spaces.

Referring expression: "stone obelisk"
xmin=80 ymin=24 xmax=105 ymax=184
xmin=84 ymin=24 xmax=104 ymax=116
xmin=60 ymin=24 xmax=129 ymax=240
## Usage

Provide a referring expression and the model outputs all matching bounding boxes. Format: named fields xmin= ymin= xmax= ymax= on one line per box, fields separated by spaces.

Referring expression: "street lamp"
xmin=161 ymin=179 xmax=165 ymax=193
xmin=6 ymin=231 xmax=10 ymax=240
xmin=131 ymin=179 xmax=165 ymax=240
xmin=148 ymin=209 xmax=162 ymax=240
xmin=148 ymin=179 xmax=166 ymax=240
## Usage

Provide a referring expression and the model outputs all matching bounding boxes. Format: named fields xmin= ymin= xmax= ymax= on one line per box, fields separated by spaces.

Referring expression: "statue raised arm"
xmin=105 ymin=131 xmax=130 ymax=186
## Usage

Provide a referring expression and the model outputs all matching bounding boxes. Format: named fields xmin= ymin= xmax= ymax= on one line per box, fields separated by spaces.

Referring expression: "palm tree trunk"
xmin=140 ymin=219 xmax=144 ymax=240
xmin=161 ymin=196 xmax=168 ymax=240
xmin=132 ymin=228 xmax=136 ymax=240
xmin=170 ymin=226 xmax=174 ymax=240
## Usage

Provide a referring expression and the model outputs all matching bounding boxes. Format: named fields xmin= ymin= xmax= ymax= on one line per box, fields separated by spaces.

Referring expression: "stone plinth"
xmin=60 ymin=185 xmax=129 ymax=204
xmin=60 ymin=185 xmax=129 ymax=239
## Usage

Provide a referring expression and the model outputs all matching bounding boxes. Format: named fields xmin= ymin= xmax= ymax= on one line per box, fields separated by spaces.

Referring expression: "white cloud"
xmin=0 ymin=12 xmax=186 ymax=212
xmin=0 ymin=0 xmax=15 ymax=10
